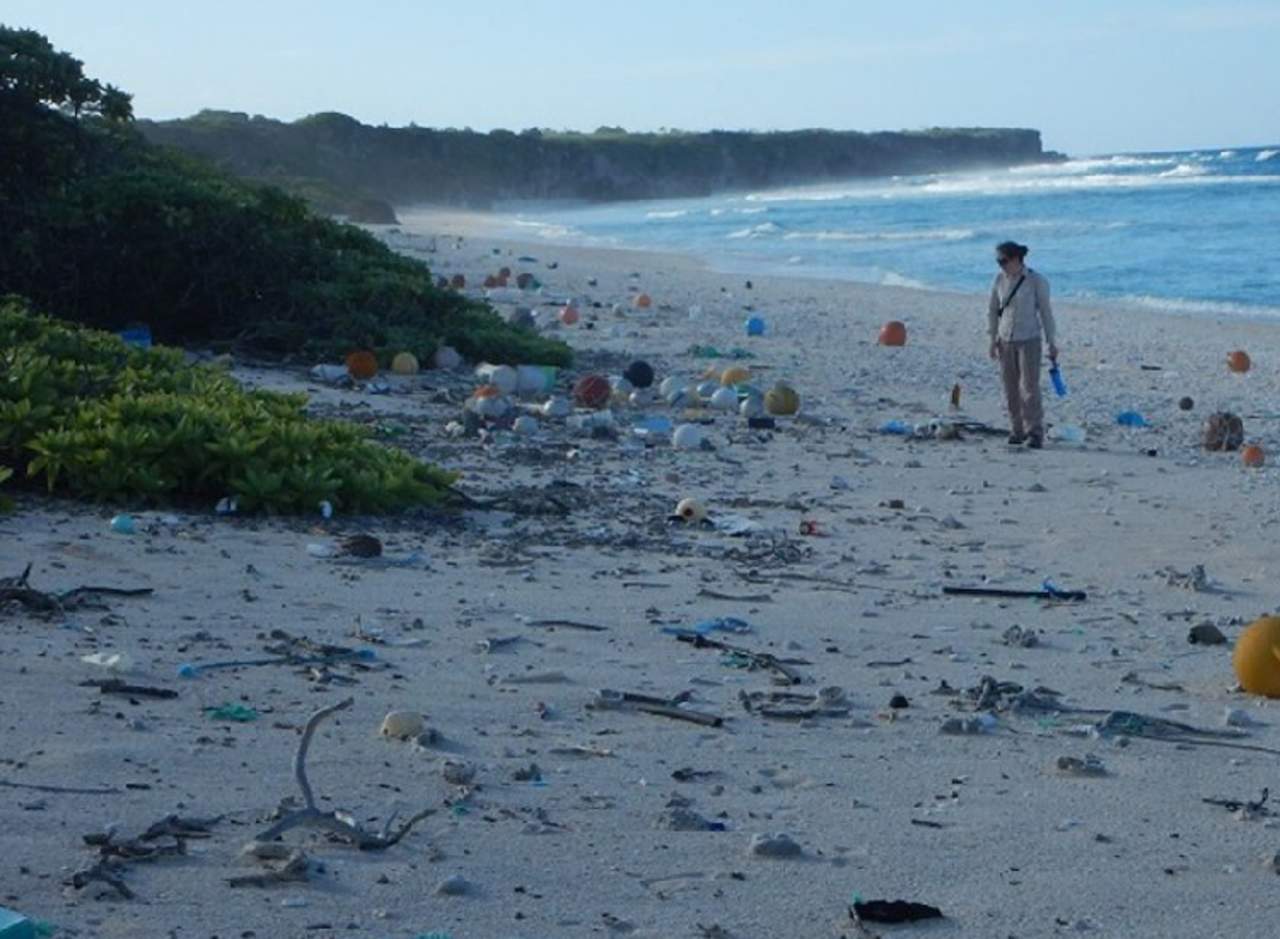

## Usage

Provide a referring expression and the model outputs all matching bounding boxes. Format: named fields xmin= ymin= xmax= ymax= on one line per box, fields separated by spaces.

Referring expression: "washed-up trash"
xmin=177 ymin=647 xmax=375 ymax=678
xmin=748 ymin=832 xmax=802 ymax=858
xmin=1234 ymin=616 xmax=1280 ymax=697
xmin=81 ymin=651 xmax=133 ymax=671
xmin=1052 ymin=424 xmax=1086 ymax=444
xmin=851 ymin=899 xmax=943 ymax=924
xmin=1179 ymin=396 xmax=1195 ymax=411
xmin=673 ymin=498 xmax=708 ymax=523
xmin=573 ymin=374 xmax=611 ymax=409
xmin=633 ymin=416 xmax=673 ymax=437
xmin=379 ymin=710 xmax=426 ymax=740
xmin=672 ymin=423 xmax=705 ymax=450
xmin=345 ymin=349 xmax=378 ymax=380
xmin=1188 ymin=622 xmax=1227 ymax=645
xmin=720 ymin=365 xmax=751 ymax=386
xmin=512 ymin=415 xmax=538 ymax=435
xmin=664 ymin=617 xmax=751 ymax=637
xmin=745 ymin=316 xmax=766 ymax=336
xmin=475 ymin=363 xmax=517 ymax=395
xmin=747 ymin=415 xmax=776 ymax=429
xmin=942 ymin=581 xmax=1087 ymax=602
xmin=879 ymin=419 xmax=913 ymax=435
xmin=688 ymin=344 xmax=755 ymax=360
xmin=205 ymin=703 xmax=258 ymax=722
xmin=623 ymin=360 xmax=654 ymax=388
xmin=764 ymin=382 xmax=800 ymax=416
xmin=713 ymin=514 xmax=765 ymax=536
xmin=433 ymin=345 xmax=462 ymax=370
xmin=1202 ymin=412 xmax=1244 ymax=451
xmin=1228 ymin=350 xmax=1252 ymax=373
xmin=109 ymin=514 xmax=136 ymax=535
xmin=1243 ymin=444 xmax=1266 ymax=468
xmin=940 ymin=714 xmax=997 ymax=734
xmin=514 ymin=366 xmax=552 ymax=398
xmin=558 ymin=304 xmax=580 ymax=325
xmin=709 ymin=387 xmax=738 ymax=410
xmin=215 ymin=496 xmax=239 ymax=515
xmin=391 ymin=352 xmax=419 ymax=375
xmin=540 ymin=396 xmax=572 ymax=419
xmin=1056 ymin=754 xmax=1107 ymax=777
xmin=877 ymin=320 xmax=907 ymax=347
xmin=1115 ymin=410 xmax=1149 ymax=428
xmin=309 ymin=363 xmax=349 ymax=383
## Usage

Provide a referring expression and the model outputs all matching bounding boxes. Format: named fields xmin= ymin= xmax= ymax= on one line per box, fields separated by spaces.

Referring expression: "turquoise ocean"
xmin=496 ymin=146 xmax=1280 ymax=317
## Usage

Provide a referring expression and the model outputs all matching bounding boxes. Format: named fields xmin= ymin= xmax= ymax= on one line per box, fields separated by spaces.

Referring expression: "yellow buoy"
xmin=391 ymin=352 xmax=420 ymax=376
xmin=720 ymin=365 xmax=752 ymax=387
xmin=764 ymin=383 xmax=800 ymax=416
xmin=1233 ymin=616 xmax=1280 ymax=697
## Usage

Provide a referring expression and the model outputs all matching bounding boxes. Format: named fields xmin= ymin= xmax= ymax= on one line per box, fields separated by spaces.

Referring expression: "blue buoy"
xmin=745 ymin=316 xmax=766 ymax=337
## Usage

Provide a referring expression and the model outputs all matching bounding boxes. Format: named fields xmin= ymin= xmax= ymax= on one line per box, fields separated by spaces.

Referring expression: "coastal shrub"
xmin=0 ymin=298 xmax=456 ymax=513
xmin=0 ymin=26 xmax=571 ymax=369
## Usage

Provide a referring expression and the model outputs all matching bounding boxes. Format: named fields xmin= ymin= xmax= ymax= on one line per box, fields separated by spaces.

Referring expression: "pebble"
xmin=435 ymin=874 xmax=472 ymax=896
xmin=1056 ymin=754 xmax=1108 ymax=777
xmin=748 ymin=832 xmax=803 ymax=858
xmin=1188 ymin=622 xmax=1227 ymax=645
xmin=656 ymin=807 xmax=716 ymax=831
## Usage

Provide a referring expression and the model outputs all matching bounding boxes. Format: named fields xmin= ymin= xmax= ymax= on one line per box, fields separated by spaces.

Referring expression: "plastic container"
xmin=515 ymin=365 xmax=556 ymax=396
xmin=109 ymin=514 xmax=136 ymax=535
xmin=1052 ymin=424 xmax=1087 ymax=445
xmin=1049 ymin=362 xmax=1068 ymax=397
xmin=0 ymin=908 xmax=36 ymax=939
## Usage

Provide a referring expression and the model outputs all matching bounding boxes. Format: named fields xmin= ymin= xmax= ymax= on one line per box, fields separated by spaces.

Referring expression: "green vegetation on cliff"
xmin=0 ymin=25 xmax=570 ymax=367
xmin=141 ymin=110 xmax=1058 ymax=211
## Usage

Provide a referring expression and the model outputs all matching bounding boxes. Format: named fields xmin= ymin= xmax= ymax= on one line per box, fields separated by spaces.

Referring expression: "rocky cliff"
xmin=140 ymin=112 xmax=1061 ymax=221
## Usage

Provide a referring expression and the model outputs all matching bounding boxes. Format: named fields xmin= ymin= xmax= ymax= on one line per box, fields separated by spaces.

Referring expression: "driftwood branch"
xmin=0 ymin=564 xmax=153 ymax=617
xmin=589 ymin=689 xmax=724 ymax=728
xmin=255 ymin=697 xmax=434 ymax=850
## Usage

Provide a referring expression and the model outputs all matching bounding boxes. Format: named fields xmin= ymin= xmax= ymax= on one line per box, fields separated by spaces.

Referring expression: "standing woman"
xmin=988 ymin=241 xmax=1058 ymax=448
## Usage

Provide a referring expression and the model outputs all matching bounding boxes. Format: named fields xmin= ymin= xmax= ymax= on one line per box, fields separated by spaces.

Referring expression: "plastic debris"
xmin=1115 ymin=410 xmax=1149 ymax=428
xmin=851 ymin=899 xmax=943 ymax=924
xmin=109 ymin=514 xmax=136 ymax=535
xmin=204 ymin=703 xmax=259 ymax=722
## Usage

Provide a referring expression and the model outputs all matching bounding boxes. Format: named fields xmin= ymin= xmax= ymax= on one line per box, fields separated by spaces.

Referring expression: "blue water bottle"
xmin=1049 ymin=358 xmax=1068 ymax=397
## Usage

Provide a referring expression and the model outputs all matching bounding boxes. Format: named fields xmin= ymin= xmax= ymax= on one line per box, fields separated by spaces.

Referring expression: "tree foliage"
xmin=0 ymin=25 xmax=570 ymax=367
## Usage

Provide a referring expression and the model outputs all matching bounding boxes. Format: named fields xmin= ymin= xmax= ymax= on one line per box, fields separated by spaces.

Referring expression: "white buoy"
xmin=433 ymin=345 xmax=462 ymax=370
xmin=672 ymin=423 xmax=704 ymax=450
xmin=659 ymin=376 xmax=682 ymax=397
xmin=540 ymin=396 xmax=572 ymax=418
xmin=475 ymin=363 xmax=517 ymax=395
xmin=512 ymin=415 xmax=538 ymax=435
xmin=674 ymin=497 xmax=708 ymax=522
xmin=710 ymin=387 xmax=738 ymax=410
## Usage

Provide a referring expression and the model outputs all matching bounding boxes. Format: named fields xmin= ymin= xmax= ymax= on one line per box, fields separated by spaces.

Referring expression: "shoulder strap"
xmin=997 ymin=274 xmax=1026 ymax=315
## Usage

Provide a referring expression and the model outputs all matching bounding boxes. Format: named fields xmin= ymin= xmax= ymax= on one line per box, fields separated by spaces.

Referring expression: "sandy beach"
xmin=5 ymin=215 xmax=1280 ymax=939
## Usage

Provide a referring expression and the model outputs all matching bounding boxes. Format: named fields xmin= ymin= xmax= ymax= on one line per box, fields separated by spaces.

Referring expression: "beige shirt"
xmin=988 ymin=267 xmax=1056 ymax=345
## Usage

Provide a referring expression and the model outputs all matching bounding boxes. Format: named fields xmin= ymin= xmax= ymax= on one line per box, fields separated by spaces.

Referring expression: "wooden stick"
xmin=943 ymin=586 xmax=1087 ymax=602
xmin=0 ymin=778 xmax=120 ymax=795
xmin=672 ymin=632 xmax=804 ymax=685
xmin=525 ymin=619 xmax=608 ymax=632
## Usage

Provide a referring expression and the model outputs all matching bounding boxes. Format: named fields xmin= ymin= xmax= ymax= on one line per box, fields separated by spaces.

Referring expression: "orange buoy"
xmin=559 ymin=305 xmax=580 ymax=326
xmin=1243 ymin=444 xmax=1266 ymax=468
xmin=1233 ymin=616 xmax=1280 ymax=697
xmin=344 ymin=349 xmax=378 ymax=381
xmin=449 ymin=274 xmax=466 ymax=290
xmin=573 ymin=374 xmax=611 ymax=409
xmin=634 ymin=293 xmax=652 ymax=309
xmin=1228 ymin=350 xmax=1251 ymax=373
xmin=472 ymin=383 xmax=503 ymax=399
xmin=879 ymin=321 xmax=907 ymax=347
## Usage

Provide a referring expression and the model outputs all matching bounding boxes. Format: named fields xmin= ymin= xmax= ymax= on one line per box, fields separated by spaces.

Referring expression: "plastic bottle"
xmin=1049 ymin=360 xmax=1068 ymax=397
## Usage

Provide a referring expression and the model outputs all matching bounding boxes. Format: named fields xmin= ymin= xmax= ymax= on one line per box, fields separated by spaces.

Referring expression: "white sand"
xmin=3 ymin=212 xmax=1280 ymax=938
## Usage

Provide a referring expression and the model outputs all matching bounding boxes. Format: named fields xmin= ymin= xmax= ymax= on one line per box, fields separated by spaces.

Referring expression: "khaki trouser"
xmin=998 ymin=339 xmax=1043 ymax=437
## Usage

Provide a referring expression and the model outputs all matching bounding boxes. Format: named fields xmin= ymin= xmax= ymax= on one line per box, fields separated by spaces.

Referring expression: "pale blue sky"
xmin=8 ymin=1 xmax=1279 ymax=154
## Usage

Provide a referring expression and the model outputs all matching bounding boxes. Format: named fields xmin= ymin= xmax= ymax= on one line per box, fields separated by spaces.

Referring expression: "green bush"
xmin=0 ymin=26 xmax=572 ymax=370
xmin=0 ymin=298 xmax=456 ymax=513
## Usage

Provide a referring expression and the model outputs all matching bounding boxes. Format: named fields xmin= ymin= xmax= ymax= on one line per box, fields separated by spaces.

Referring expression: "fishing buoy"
xmin=449 ymin=274 xmax=466 ymax=290
xmin=559 ymin=305 xmax=580 ymax=326
xmin=720 ymin=365 xmax=752 ymax=386
xmin=1228 ymin=350 xmax=1251 ymax=373
xmin=498 ymin=266 xmax=512 ymax=278
xmin=573 ymin=374 xmax=611 ymax=409
xmin=696 ymin=379 xmax=720 ymax=400
xmin=475 ymin=363 xmax=518 ymax=395
xmin=1179 ymin=396 xmax=1194 ymax=411
xmin=659 ymin=376 xmax=682 ymax=398
xmin=1234 ymin=616 xmax=1280 ymax=697
xmin=764 ymin=383 xmax=800 ymax=416
xmin=879 ymin=320 xmax=908 ymax=347
xmin=624 ymin=360 xmax=655 ymax=389
xmin=512 ymin=415 xmax=538 ymax=435
xmin=634 ymin=292 xmax=653 ymax=309
xmin=466 ymin=386 xmax=510 ymax=418
xmin=709 ymin=387 xmax=738 ymax=411
xmin=1243 ymin=444 xmax=1266 ymax=468
xmin=540 ymin=396 xmax=572 ymax=418
xmin=380 ymin=710 xmax=426 ymax=740
xmin=515 ymin=364 xmax=555 ymax=396
xmin=391 ymin=352 xmax=420 ymax=376
xmin=345 ymin=350 xmax=379 ymax=380
xmin=745 ymin=316 xmax=766 ymax=337
xmin=740 ymin=393 xmax=765 ymax=418
xmin=672 ymin=423 xmax=704 ymax=450
xmin=674 ymin=498 xmax=707 ymax=523
xmin=516 ymin=272 xmax=535 ymax=289
xmin=433 ymin=345 xmax=462 ymax=370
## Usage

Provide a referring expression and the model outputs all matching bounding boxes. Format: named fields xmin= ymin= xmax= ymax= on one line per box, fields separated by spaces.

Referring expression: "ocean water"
xmin=496 ymin=146 xmax=1280 ymax=317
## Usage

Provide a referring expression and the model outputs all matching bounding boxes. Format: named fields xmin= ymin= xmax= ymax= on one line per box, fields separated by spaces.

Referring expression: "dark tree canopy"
xmin=0 ymin=25 xmax=132 ymax=120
